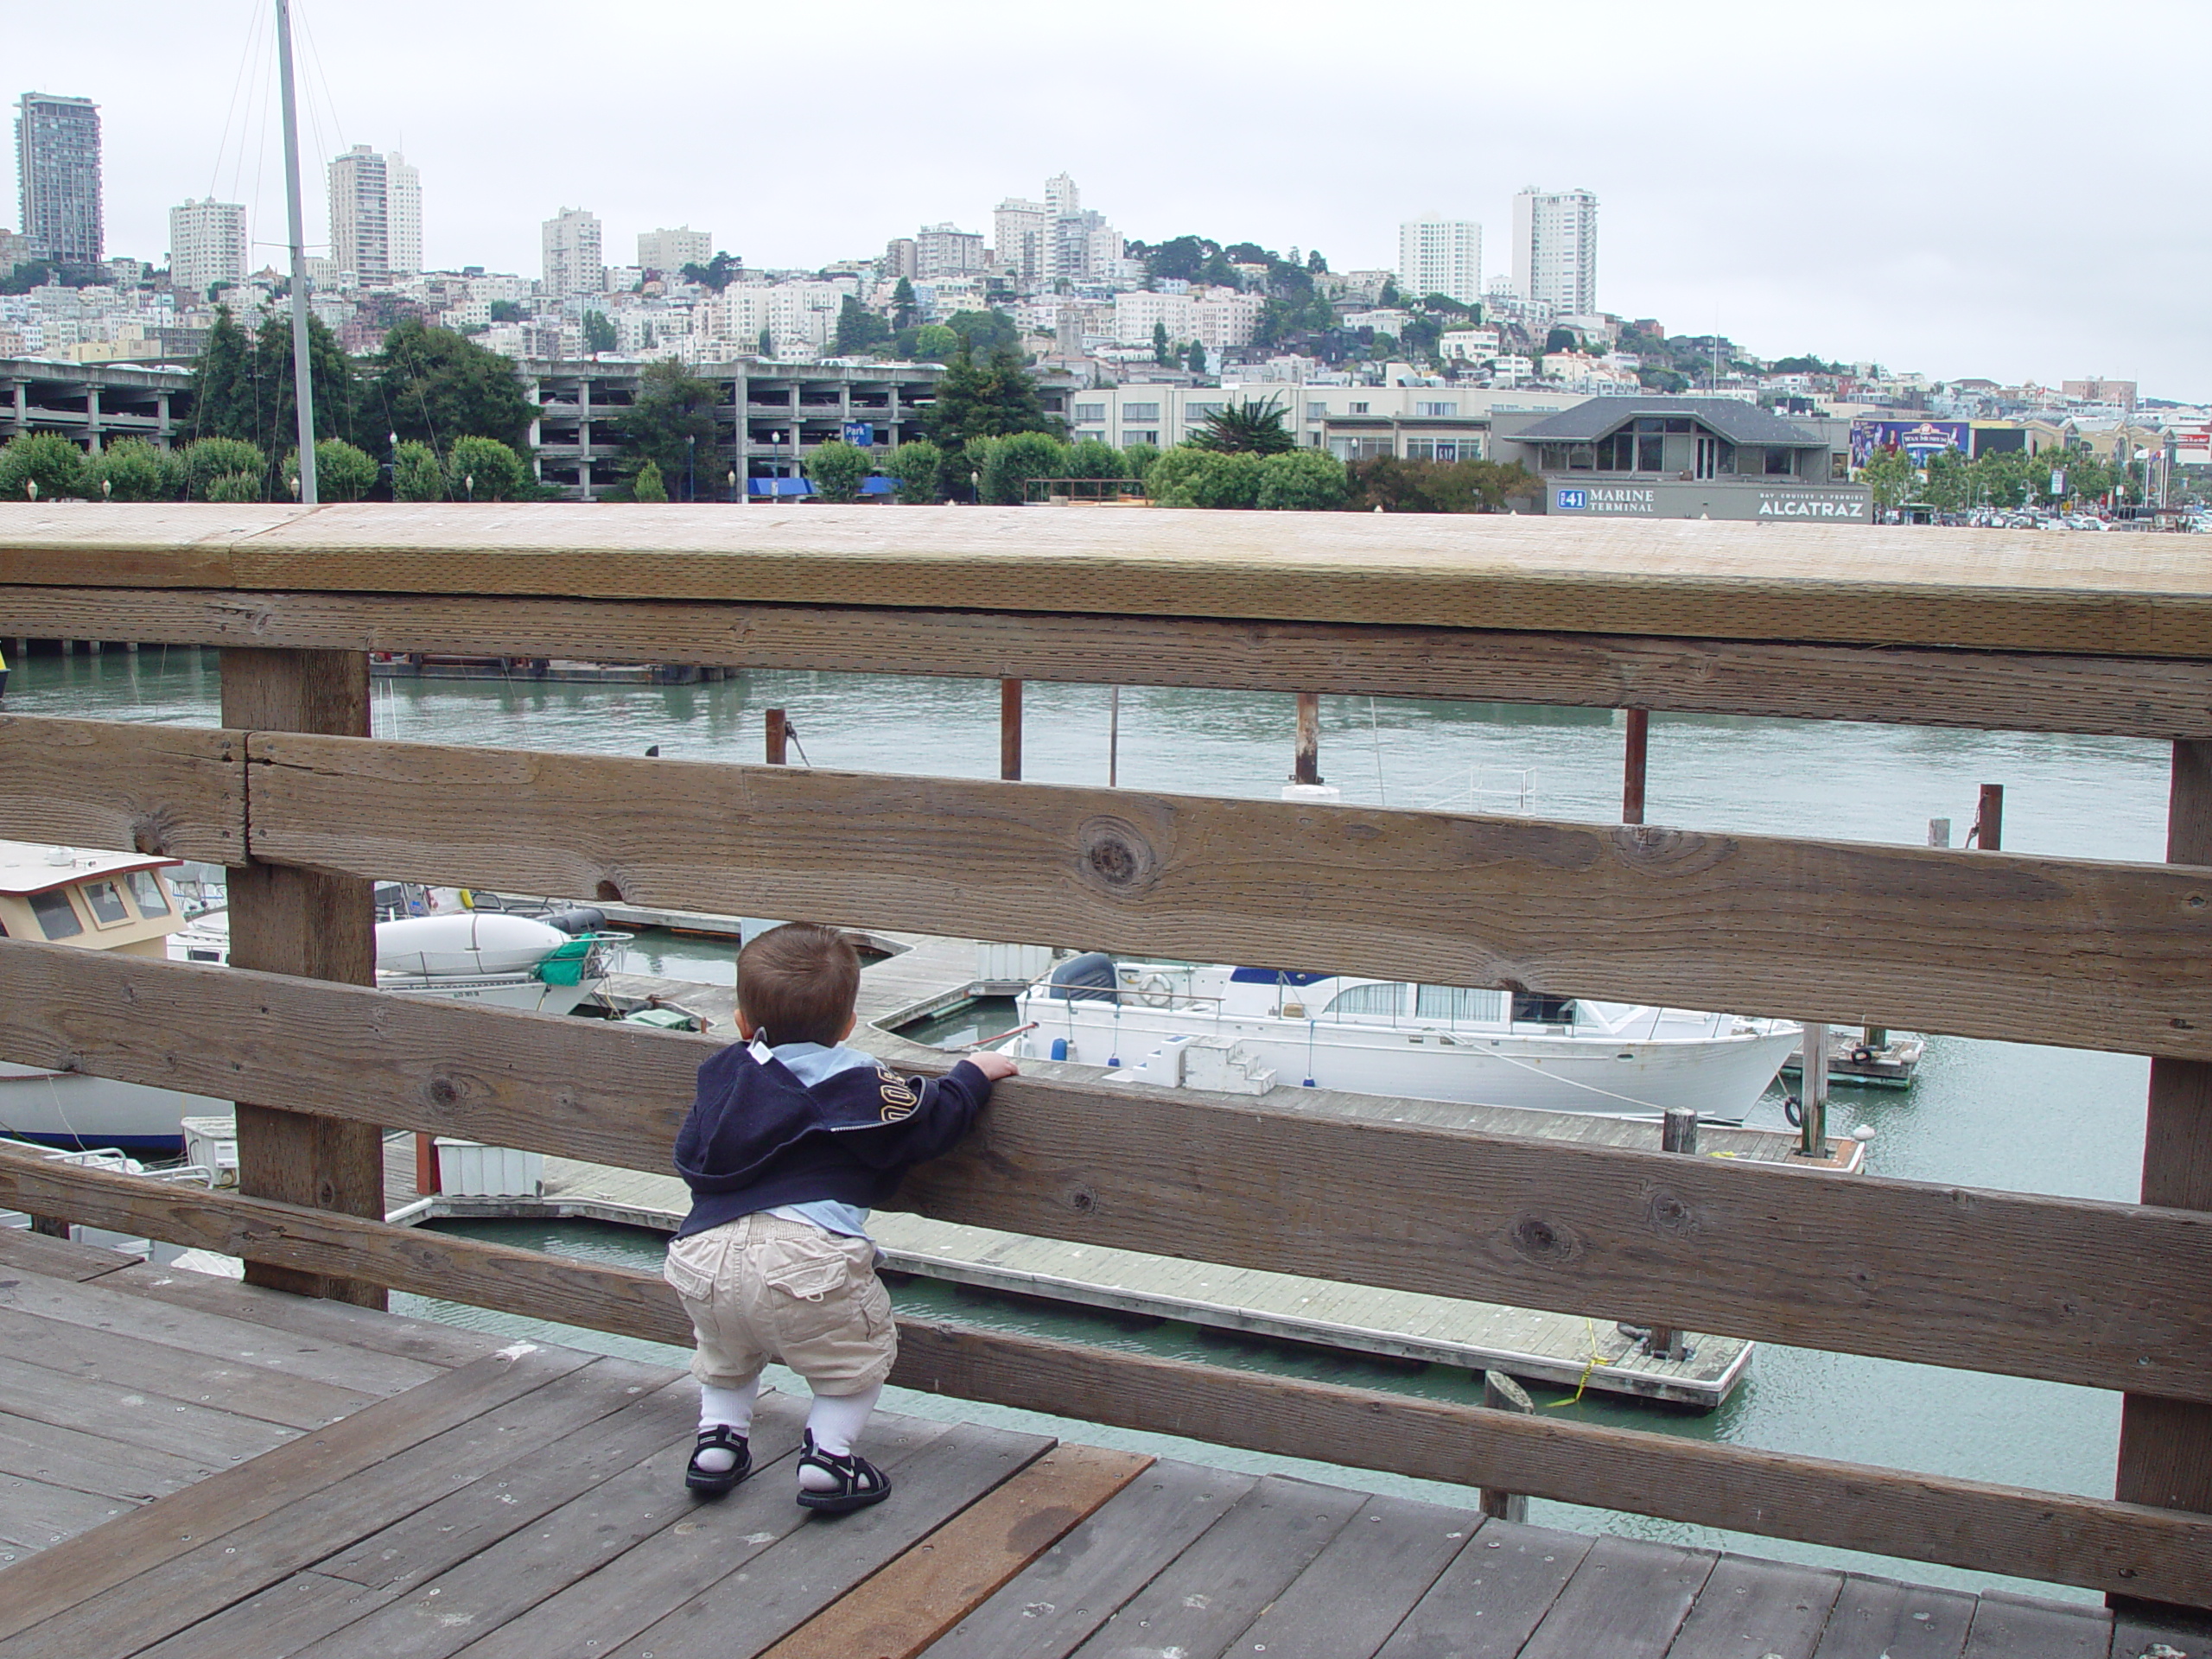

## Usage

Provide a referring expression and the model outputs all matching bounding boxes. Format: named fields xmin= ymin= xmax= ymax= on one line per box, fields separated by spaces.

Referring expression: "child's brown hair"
xmin=737 ymin=923 xmax=862 ymax=1047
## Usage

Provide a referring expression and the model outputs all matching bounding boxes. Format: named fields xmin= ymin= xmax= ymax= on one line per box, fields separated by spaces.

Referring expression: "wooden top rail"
xmin=7 ymin=935 xmax=2211 ymax=1404
xmin=8 ymin=501 xmax=2212 ymax=657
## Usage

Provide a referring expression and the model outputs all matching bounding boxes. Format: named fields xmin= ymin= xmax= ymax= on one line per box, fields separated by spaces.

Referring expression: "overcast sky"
xmin=13 ymin=0 xmax=2208 ymax=397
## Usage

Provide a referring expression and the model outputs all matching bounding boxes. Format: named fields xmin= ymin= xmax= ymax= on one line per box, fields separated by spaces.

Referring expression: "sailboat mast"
xmin=274 ymin=0 xmax=318 ymax=505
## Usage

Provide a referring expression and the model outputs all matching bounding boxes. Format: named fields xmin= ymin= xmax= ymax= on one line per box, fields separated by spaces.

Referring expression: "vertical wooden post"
xmin=1294 ymin=692 xmax=1321 ymax=785
xmin=765 ymin=708 xmax=788 ymax=766
xmin=415 ymin=1132 xmax=442 ymax=1197
xmin=2113 ymin=741 xmax=2212 ymax=1614
xmin=1644 ymin=1109 xmax=1699 ymax=1360
xmin=1928 ymin=817 xmax=1951 ymax=848
xmin=1621 ymin=707 xmax=1649 ymax=825
xmin=219 ymin=648 xmax=384 ymax=1307
xmin=1107 ymin=685 xmax=1120 ymax=788
xmin=1001 ymin=678 xmax=1023 ymax=781
xmin=1797 ymin=1021 xmax=1828 ymax=1160
xmin=1478 ymin=1370 xmax=1535 ymax=1522
xmin=1972 ymin=784 xmax=2004 ymax=849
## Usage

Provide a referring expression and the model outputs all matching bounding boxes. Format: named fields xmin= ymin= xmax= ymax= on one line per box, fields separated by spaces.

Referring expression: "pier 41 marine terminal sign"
xmin=1546 ymin=480 xmax=1872 ymax=522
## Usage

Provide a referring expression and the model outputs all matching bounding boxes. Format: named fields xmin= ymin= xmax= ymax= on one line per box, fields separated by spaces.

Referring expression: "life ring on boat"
xmin=1783 ymin=1095 xmax=1804 ymax=1128
xmin=1849 ymin=1045 xmax=1876 ymax=1065
xmin=1133 ymin=972 xmax=1176 ymax=1008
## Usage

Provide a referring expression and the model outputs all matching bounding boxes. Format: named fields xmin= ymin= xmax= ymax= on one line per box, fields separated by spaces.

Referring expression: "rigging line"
xmin=1368 ymin=696 xmax=1386 ymax=808
xmin=1476 ymin=1045 xmax=1674 ymax=1115
xmin=208 ymin=0 xmax=263 ymax=200
xmin=293 ymin=1 xmax=351 ymax=156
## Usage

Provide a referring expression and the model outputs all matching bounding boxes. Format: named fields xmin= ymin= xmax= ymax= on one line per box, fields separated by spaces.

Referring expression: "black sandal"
xmin=686 ymin=1425 xmax=752 ymax=1496
xmin=795 ymin=1428 xmax=893 ymax=1513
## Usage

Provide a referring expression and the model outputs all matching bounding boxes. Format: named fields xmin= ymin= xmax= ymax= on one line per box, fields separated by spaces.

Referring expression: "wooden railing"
xmin=3 ymin=503 xmax=2211 ymax=1609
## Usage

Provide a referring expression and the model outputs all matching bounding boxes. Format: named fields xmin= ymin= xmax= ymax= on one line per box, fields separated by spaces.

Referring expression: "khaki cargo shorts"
xmin=663 ymin=1211 xmax=896 ymax=1394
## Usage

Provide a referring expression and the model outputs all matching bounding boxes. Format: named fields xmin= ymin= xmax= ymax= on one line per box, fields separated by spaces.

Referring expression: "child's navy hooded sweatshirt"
xmin=671 ymin=1040 xmax=995 ymax=1240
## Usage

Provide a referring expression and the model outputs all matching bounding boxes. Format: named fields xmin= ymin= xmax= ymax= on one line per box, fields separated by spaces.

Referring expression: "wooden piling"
xmin=1645 ymin=1110 xmax=1700 ymax=1360
xmin=1107 ymin=684 xmax=1120 ymax=788
xmin=1929 ymin=817 xmax=1951 ymax=848
xmin=1294 ymin=691 xmax=1322 ymax=785
xmin=1798 ymin=1021 xmax=1829 ymax=1160
xmin=1623 ymin=707 xmax=1649 ymax=824
xmin=415 ymin=1131 xmax=442 ymax=1197
xmin=219 ymin=647 xmax=385 ymax=1307
xmin=1001 ymin=678 xmax=1022 ymax=781
xmin=765 ymin=707 xmax=788 ymax=766
xmin=1974 ymin=783 xmax=2005 ymax=850
xmin=1478 ymin=1370 xmax=1536 ymax=1522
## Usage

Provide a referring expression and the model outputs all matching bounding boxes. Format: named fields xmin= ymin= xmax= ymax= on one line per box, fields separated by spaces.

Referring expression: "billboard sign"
xmin=841 ymin=422 xmax=875 ymax=448
xmin=1850 ymin=418 xmax=1970 ymax=467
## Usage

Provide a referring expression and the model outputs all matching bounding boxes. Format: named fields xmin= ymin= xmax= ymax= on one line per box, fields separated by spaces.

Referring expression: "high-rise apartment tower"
xmin=327 ymin=145 xmax=421 ymax=283
xmin=16 ymin=92 xmax=102 ymax=266
xmin=1510 ymin=188 xmax=1598 ymax=313
xmin=637 ymin=226 xmax=712 ymax=275
xmin=169 ymin=199 xmax=248 ymax=299
xmin=543 ymin=207 xmax=606 ymax=297
xmin=1397 ymin=219 xmax=1483 ymax=307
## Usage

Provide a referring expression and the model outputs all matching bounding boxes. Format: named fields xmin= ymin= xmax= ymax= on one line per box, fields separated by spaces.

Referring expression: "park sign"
xmin=842 ymin=422 xmax=875 ymax=448
xmin=1849 ymin=418 xmax=1970 ymax=467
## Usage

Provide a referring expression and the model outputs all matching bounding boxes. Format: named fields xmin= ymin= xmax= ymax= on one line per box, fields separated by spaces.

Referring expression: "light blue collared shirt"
xmin=765 ymin=1039 xmax=878 ymax=1241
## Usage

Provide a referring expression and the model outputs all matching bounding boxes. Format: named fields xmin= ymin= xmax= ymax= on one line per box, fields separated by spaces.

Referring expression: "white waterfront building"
xmin=1065 ymin=382 xmax=1580 ymax=456
xmin=1398 ymin=219 xmax=1484 ymax=307
xmin=1511 ymin=188 xmax=1598 ymax=313
xmin=168 ymin=199 xmax=247 ymax=301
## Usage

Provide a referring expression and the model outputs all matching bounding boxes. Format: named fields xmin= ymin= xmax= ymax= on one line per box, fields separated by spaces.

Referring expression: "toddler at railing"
xmin=663 ymin=921 xmax=1016 ymax=1511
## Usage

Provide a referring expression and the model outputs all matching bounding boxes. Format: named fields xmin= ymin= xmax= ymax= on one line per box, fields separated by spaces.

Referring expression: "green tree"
xmin=1859 ymin=447 xmax=1917 ymax=512
xmin=804 ymin=439 xmax=873 ymax=503
xmin=1544 ymin=326 xmax=1579 ymax=355
xmin=908 ymin=323 xmax=958 ymax=360
xmin=884 ymin=439 xmax=944 ymax=503
xmin=922 ymin=343 xmax=1062 ymax=494
xmin=944 ymin=309 xmax=1020 ymax=358
xmin=446 ymin=435 xmax=531 ymax=501
xmin=1153 ymin=321 xmax=1171 ymax=365
xmin=681 ymin=251 xmax=741 ymax=291
xmin=1345 ymin=456 xmax=1537 ymax=512
xmin=1402 ymin=315 xmax=1443 ymax=360
xmin=632 ymin=461 xmax=669 ymax=502
xmin=1063 ymin=439 xmax=1129 ymax=497
xmin=1190 ymin=397 xmax=1294 ymax=455
xmin=1255 ymin=449 xmax=1349 ymax=510
xmin=1922 ymin=447 xmax=1974 ymax=512
xmin=180 ymin=437 xmax=265 ymax=500
xmin=757 ymin=327 xmax=774 ymax=359
xmin=1122 ymin=442 xmax=1161 ymax=487
xmin=0 ymin=433 xmax=88 ymax=499
xmin=188 ymin=307 xmax=255 ymax=442
xmin=976 ymin=431 xmax=1068 ymax=504
xmin=391 ymin=440 xmax=444 ymax=501
xmin=488 ymin=300 xmax=525 ymax=323
xmin=86 ymin=438 xmax=176 ymax=501
xmin=582 ymin=311 xmax=617 ymax=354
xmin=204 ymin=470 xmax=262 ymax=504
xmin=1148 ymin=448 xmax=1263 ymax=509
xmin=188 ymin=308 xmax=355 ymax=482
xmin=285 ymin=438 xmax=379 ymax=502
xmin=364 ymin=320 xmax=538 ymax=453
xmin=614 ymin=359 xmax=720 ymax=495
xmin=1185 ymin=339 xmax=1208 ymax=376
xmin=890 ymin=277 xmax=917 ymax=332
xmin=834 ymin=297 xmax=893 ymax=356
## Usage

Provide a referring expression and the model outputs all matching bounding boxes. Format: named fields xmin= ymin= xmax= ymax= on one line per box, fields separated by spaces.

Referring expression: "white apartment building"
xmin=915 ymin=222 xmax=983 ymax=281
xmin=1398 ymin=219 xmax=1483 ymax=307
xmin=327 ymin=146 xmax=421 ymax=283
xmin=168 ymin=199 xmax=247 ymax=300
xmin=1064 ymin=383 xmax=1581 ymax=455
xmin=1440 ymin=327 xmax=1503 ymax=362
xmin=1511 ymin=188 xmax=1598 ymax=314
xmin=993 ymin=174 xmax=1124 ymax=285
xmin=1111 ymin=287 xmax=1265 ymax=355
xmin=636 ymin=226 xmax=713 ymax=275
xmin=697 ymin=279 xmax=852 ymax=357
xmin=543 ymin=207 xmax=606 ymax=298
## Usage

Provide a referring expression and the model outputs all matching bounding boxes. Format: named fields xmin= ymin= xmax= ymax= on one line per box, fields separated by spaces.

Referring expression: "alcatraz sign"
xmin=1757 ymin=491 xmax=1866 ymax=519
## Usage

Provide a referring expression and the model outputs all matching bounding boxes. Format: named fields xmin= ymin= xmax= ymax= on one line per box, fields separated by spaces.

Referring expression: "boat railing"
xmin=2 ymin=506 xmax=2210 ymax=1610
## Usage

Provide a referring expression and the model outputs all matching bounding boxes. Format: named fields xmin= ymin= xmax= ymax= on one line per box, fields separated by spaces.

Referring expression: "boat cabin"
xmin=0 ymin=842 xmax=185 ymax=957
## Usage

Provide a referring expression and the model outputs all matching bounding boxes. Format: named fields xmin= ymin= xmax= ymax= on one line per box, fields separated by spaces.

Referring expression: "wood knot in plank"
xmin=1606 ymin=823 xmax=1733 ymax=875
xmin=1641 ymin=1184 xmax=1700 ymax=1238
xmin=1507 ymin=1212 xmax=1584 ymax=1266
xmin=1076 ymin=817 xmax=1158 ymax=894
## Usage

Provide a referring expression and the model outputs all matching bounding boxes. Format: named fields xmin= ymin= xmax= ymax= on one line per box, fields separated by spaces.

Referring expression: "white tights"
xmin=694 ymin=1376 xmax=880 ymax=1485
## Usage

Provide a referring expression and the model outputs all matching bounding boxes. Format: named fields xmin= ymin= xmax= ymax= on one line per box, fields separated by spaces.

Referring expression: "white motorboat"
xmin=171 ymin=907 xmax=621 ymax=1017
xmin=0 ymin=841 xmax=232 ymax=1152
xmin=1005 ymin=955 xmax=1800 ymax=1122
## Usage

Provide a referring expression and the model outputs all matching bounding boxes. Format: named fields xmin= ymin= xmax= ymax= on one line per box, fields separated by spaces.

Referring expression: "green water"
xmin=20 ymin=643 xmax=2170 ymax=1598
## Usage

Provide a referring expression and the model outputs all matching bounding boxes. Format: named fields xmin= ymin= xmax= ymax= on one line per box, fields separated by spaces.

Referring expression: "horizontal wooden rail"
xmin=5 ymin=501 xmax=2212 ymax=658
xmin=9 ymin=587 xmax=2212 ymax=739
xmin=0 ymin=715 xmax=244 ymax=862
xmin=0 ymin=1142 xmax=2203 ymax=1605
xmin=5 ymin=937 xmax=2211 ymax=1402
xmin=241 ymin=728 xmax=2212 ymax=1060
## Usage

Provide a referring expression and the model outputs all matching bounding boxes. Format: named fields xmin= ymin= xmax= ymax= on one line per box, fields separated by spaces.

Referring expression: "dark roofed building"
xmin=1491 ymin=397 xmax=1871 ymax=523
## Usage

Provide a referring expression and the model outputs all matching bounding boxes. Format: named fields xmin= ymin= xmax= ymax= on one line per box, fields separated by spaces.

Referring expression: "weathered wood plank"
xmin=101 ymin=1261 xmax=505 ymax=1371
xmin=1961 ymin=1590 xmax=2113 ymax=1659
xmin=0 ymin=1229 xmax=137 ymax=1282
xmin=1216 ymin=1491 xmax=1477 ymax=1659
xmin=0 ymin=714 xmax=243 ymax=863
xmin=12 ymin=587 xmax=2212 ymax=738
xmin=759 ymin=1445 xmax=1154 ymax=1659
xmin=221 ymin=646 xmax=384 ymax=1310
xmin=1062 ymin=1475 xmax=1369 ymax=1659
xmin=1373 ymin=1519 xmax=1595 ymax=1659
xmin=9 ymin=501 xmax=2212 ymax=659
xmin=0 ymin=1350 xmax=293 ymax=1467
xmin=1517 ymin=1535 xmax=1715 ymax=1659
xmin=3 ymin=969 xmax=2211 ymax=1406
xmin=0 ymin=1344 xmax=589 ymax=1646
xmin=0 ymin=1408 xmax=213 ymax=1502
xmin=444 ymin=1413 xmax=957 ymax=1659
xmin=240 ymin=728 xmax=2212 ymax=1060
xmin=919 ymin=1459 xmax=1259 ymax=1659
xmin=1810 ymin=1574 xmax=1977 ymax=1659
xmin=1660 ymin=1552 xmax=1846 ymax=1659
xmin=600 ymin=1421 xmax=1056 ymax=1659
xmin=0 ymin=1471 xmax=129 ymax=1560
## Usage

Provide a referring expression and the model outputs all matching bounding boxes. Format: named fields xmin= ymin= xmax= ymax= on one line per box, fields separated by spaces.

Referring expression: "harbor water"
xmin=15 ymin=643 xmax=2171 ymax=1597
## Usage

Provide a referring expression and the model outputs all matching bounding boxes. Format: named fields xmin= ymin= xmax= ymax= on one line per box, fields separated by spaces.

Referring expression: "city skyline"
xmin=3 ymin=0 xmax=2206 ymax=396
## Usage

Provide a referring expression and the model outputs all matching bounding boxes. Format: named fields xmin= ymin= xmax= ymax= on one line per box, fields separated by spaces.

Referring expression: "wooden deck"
xmin=1 ymin=1228 xmax=2196 ymax=1659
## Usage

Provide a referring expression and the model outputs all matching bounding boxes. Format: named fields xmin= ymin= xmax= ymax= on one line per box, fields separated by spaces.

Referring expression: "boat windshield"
xmin=1414 ymin=985 xmax=1508 ymax=1025
xmin=1323 ymin=982 xmax=1404 ymax=1020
